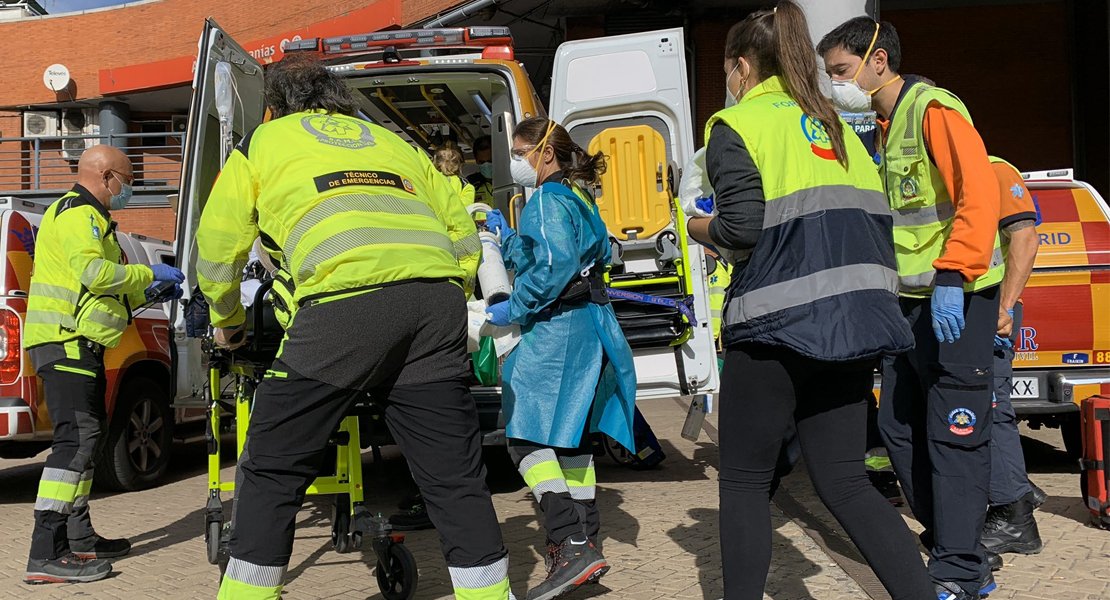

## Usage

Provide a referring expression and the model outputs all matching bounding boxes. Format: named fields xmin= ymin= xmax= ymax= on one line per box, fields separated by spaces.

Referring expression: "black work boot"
xmin=527 ymin=534 xmax=609 ymax=600
xmin=388 ymin=501 xmax=434 ymax=531
xmin=985 ymin=550 xmax=1003 ymax=571
xmin=980 ymin=569 xmax=997 ymax=596
xmin=981 ymin=495 xmax=1043 ymax=555
xmin=24 ymin=553 xmax=112 ymax=584
xmin=71 ymin=535 xmax=132 ymax=559
xmin=1028 ymin=483 xmax=1048 ymax=509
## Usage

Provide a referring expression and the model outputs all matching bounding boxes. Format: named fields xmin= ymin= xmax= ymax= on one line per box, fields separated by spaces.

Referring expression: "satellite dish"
xmin=44 ymin=64 xmax=71 ymax=92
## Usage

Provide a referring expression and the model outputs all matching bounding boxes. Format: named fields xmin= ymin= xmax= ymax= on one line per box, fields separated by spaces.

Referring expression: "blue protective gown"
xmin=500 ymin=180 xmax=637 ymax=451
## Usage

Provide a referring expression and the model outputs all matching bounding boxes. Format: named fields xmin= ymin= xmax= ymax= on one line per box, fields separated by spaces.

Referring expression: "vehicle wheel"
xmin=95 ymin=375 xmax=175 ymax=492
xmin=206 ymin=520 xmax=221 ymax=565
xmin=332 ymin=494 xmax=351 ymax=554
xmin=1061 ymin=413 xmax=1083 ymax=461
xmin=376 ymin=542 xmax=419 ymax=600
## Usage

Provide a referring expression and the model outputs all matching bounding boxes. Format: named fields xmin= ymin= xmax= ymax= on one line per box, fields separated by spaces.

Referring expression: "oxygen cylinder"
xmin=467 ymin=203 xmax=512 ymax=305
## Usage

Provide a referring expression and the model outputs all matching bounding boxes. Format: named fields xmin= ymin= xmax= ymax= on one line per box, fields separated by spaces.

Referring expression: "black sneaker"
xmin=24 ymin=553 xmax=112 ymax=584
xmin=981 ymin=495 xmax=1043 ymax=555
xmin=980 ymin=570 xmax=997 ymax=596
xmin=71 ymin=535 xmax=132 ymax=559
xmin=388 ymin=503 xmax=434 ymax=531
xmin=527 ymin=534 xmax=609 ymax=600
xmin=1028 ymin=483 xmax=1048 ymax=509
xmin=935 ymin=581 xmax=978 ymax=600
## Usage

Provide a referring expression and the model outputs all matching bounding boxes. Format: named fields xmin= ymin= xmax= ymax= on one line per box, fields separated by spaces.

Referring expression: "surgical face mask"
xmin=510 ymin=156 xmax=537 ymax=188
xmin=725 ymin=63 xmax=744 ymax=107
xmin=109 ymin=173 xmax=133 ymax=211
xmin=478 ymin=162 xmax=494 ymax=179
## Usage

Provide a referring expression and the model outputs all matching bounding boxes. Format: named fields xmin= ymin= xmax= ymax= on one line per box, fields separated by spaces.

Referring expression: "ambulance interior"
xmin=175 ymin=22 xmax=719 ymax=411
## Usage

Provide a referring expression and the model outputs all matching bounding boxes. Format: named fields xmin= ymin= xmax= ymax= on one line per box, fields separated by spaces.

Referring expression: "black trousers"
xmin=225 ymin=282 xmax=506 ymax=581
xmin=28 ymin=340 xmax=108 ymax=560
xmin=990 ymin=301 xmax=1032 ymax=506
xmin=719 ymin=343 xmax=933 ymax=600
xmin=879 ymin=286 xmax=998 ymax=594
xmin=508 ymin=426 xmax=600 ymax=547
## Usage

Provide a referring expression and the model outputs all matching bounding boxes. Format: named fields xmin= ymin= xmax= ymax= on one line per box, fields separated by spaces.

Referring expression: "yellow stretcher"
xmin=202 ymin=280 xmax=417 ymax=600
xmin=588 ymin=125 xmax=698 ymax=390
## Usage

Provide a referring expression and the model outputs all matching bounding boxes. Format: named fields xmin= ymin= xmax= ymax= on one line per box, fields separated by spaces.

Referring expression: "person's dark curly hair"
xmin=264 ymin=54 xmax=360 ymax=119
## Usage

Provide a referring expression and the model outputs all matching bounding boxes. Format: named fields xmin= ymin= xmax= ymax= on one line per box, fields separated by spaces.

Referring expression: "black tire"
xmin=376 ymin=542 xmax=419 ymax=600
xmin=1061 ymin=412 xmax=1083 ymax=461
xmin=206 ymin=520 xmax=221 ymax=565
xmin=95 ymin=375 xmax=175 ymax=492
xmin=332 ymin=495 xmax=351 ymax=554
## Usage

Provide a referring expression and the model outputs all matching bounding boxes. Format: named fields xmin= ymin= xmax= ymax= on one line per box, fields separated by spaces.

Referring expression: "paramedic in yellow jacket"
xmin=196 ymin=55 xmax=511 ymax=600
xmin=22 ymin=145 xmax=184 ymax=585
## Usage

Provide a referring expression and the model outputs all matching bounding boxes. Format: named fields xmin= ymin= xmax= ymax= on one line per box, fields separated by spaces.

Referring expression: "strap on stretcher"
xmin=605 ymin=288 xmax=698 ymax=327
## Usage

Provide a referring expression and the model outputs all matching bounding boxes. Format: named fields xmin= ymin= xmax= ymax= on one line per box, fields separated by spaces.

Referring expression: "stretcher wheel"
xmin=332 ymin=495 xmax=352 ymax=554
xmin=206 ymin=520 xmax=221 ymax=565
xmin=375 ymin=542 xmax=418 ymax=600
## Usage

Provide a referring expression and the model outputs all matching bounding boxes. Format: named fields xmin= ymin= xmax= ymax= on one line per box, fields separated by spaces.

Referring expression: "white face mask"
xmin=830 ymin=78 xmax=872 ymax=112
xmin=725 ymin=63 xmax=743 ymax=107
xmin=510 ymin=155 xmax=537 ymax=188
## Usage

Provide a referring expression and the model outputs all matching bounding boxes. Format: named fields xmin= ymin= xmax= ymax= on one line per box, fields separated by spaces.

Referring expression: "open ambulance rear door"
xmin=172 ymin=20 xmax=266 ymax=402
xmin=549 ymin=29 xmax=719 ymax=400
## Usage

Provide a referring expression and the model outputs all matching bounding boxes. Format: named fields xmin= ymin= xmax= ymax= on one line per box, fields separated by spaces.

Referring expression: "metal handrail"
xmin=0 ymin=132 xmax=183 ymax=192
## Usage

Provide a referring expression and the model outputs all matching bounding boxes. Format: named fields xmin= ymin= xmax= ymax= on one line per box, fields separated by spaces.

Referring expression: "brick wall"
xmin=885 ymin=2 xmax=1072 ymax=174
xmin=0 ymin=0 xmax=412 ymax=107
xmin=401 ymin=0 xmax=461 ymax=26
xmin=691 ymin=19 xmax=734 ymax=149
xmin=115 ymin=207 xmax=176 ymax=241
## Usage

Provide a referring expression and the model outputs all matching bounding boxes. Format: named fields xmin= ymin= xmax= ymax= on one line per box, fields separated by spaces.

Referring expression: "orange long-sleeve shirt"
xmin=881 ymin=99 xmax=1001 ymax=287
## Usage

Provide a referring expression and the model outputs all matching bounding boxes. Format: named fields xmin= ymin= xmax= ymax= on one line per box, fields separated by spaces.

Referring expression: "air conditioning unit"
xmin=170 ymin=115 xmax=188 ymax=134
xmin=61 ymin=108 xmax=98 ymax=136
xmin=60 ymin=109 xmax=100 ymax=162
xmin=61 ymin=137 xmax=94 ymax=162
xmin=23 ymin=111 xmax=59 ymax=138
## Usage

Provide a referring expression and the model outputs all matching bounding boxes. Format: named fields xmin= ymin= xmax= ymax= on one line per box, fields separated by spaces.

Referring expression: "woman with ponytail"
xmin=483 ymin=117 xmax=637 ymax=600
xmin=686 ymin=2 xmax=932 ymax=598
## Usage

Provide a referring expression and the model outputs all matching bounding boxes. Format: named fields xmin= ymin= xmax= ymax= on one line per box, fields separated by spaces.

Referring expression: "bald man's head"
xmin=76 ymin=145 xmax=133 ymax=209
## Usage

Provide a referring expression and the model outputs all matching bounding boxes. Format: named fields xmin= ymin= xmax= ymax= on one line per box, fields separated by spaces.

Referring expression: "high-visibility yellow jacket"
xmin=196 ymin=111 xmax=481 ymax=328
xmin=24 ymin=185 xmax=153 ymax=349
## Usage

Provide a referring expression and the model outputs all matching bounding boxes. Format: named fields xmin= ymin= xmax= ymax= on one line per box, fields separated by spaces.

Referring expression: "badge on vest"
xmin=90 ymin=215 xmax=101 ymax=240
xmin=899 ymin=177 xmax=918 ymax=200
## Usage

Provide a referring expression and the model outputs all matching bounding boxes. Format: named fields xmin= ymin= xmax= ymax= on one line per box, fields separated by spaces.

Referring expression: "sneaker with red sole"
xmin=24 ymin=553 xmax=111 ymax=584
xmin=527 ymin=534 xmax=609 ymax=600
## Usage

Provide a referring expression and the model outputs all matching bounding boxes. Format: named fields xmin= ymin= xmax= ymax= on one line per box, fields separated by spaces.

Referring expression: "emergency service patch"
xmin=948 ymin=407 xmax=977 ymax=436
xmin=301 ymin=114 xmax=376 ymax=149
xmin=314 ymin=170 xmax=417 ymax=194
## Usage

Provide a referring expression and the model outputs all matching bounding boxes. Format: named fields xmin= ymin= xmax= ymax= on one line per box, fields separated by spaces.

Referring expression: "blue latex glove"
xmin=931 ymin=285 xmax=966 ymax=343
xmin=150 ymin=263 xmax=185 ymax=284
xmin=486 ymin=301 xmax=511 ymax=327
xmin=484 ymin=209 xmax=512 ymax=237
xmin=994 ymin=335 xmax=1014 ymax=350
xmin=695 ymin=195 xmax=715 ymax=215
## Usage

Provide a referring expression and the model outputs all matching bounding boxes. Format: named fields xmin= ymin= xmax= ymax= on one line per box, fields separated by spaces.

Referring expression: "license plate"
xmin=1010 ymin=377 xmax=1039 ymax=399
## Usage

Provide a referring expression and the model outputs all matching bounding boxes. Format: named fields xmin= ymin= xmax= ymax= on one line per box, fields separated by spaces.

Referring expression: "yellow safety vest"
xmin=24 ymin=187 xmax=153 ymax=349
xmin=705 ymin=76 xmax=911 ymax=360
xmin=878 ymin=82 xmax=1005 ymax=297
xmin=196 ymin=110 xmax=481 ymax=328
xmin=448 ymin=174 xmax=476 ymax=208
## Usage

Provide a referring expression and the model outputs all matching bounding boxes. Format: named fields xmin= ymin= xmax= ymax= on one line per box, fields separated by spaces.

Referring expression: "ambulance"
xmin=1012 ymin=169 xmax=1110 ymax=456
xmin=171 ymin=21 xmax=720 ymax=442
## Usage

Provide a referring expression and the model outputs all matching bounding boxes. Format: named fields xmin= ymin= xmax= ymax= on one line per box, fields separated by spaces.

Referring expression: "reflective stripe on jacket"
xmin=196 ymin=111 xmax=481 ymax=328
xmin=25 ymin=186 xmax=153 ymax=349
xmin=705 ymin=76 xmax=913 ymax=361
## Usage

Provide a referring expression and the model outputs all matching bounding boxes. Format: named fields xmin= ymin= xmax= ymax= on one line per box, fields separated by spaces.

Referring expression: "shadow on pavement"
xmin=667 ymin=507 xmax=820 ymax=600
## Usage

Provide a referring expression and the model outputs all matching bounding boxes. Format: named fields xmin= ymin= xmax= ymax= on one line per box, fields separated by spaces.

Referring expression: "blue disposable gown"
xmin=500 ymin=181 xmax=637 ymax=451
